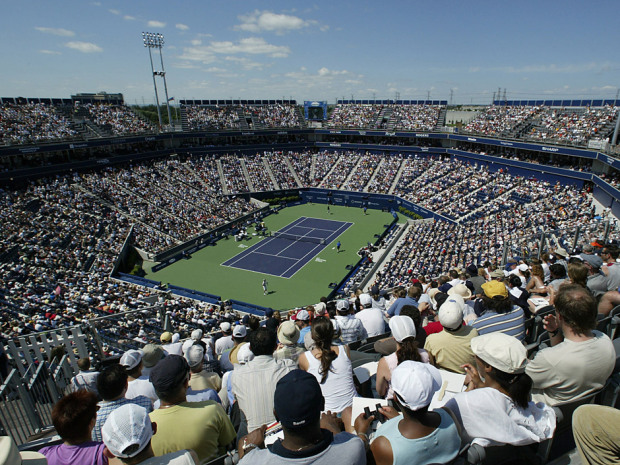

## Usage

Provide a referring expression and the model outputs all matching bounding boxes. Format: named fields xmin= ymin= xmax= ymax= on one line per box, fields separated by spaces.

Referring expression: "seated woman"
xmin=371 ymin=361 xmax=461 ymax=465
xmin=299 ymin=316 xmax=358 ymax=430
xmin=39 ymin=390 xmax=110 ymax=465
xmin=376 ymin=315 xmax=430 ymax=399
xmin=445 ymin=332 xmax=556 ymax=447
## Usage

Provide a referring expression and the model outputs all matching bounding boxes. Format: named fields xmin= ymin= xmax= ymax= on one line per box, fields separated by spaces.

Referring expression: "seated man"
xmin=149 ymin=355 xmax=236 ymax=462
xmin=93 ymin=364 xmax=153 ymax=443
xmin=526 ymin=284 xmax=615 ymax=406
xmin=70 ymin=357 xmax=99 ymax=397
xmin=424 ymin=295 xmax=478 ymax=374
xmin=237 ymin=370 xmax=373 ymax=464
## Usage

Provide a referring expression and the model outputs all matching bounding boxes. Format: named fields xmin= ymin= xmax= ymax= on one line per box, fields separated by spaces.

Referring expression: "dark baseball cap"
xmin=149 ymin=355 xmax=189 ymax=393
xmin=274 ymin=370 xmax=324 ymax=429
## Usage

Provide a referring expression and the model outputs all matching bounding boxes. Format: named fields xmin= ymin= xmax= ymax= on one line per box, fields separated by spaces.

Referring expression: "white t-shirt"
xmin=126 ymin=376 xmax=158 ymax=403
xmin=355 ymin=307 xmax=386 ymax=337
xmin=215 ymin=335 xmax=234 ymax=356
xmin=445 ymin=387 xmax=556 ymax=447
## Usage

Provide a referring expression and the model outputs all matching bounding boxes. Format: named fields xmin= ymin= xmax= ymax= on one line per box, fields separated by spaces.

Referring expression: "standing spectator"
xmin=149 ymin=355 xmax=236 ymax=462
xmin=526 ymin=284 xmax=615 ymax=406
xmin=299 ymin=317 xmax=358 ymax=429
xmin=232 ymin=327 xmax=295 ymax=435
xmin=39 ymin=390 xmax=109 ymax=465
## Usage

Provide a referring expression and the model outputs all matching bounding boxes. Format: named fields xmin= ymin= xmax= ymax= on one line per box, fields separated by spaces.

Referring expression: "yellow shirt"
xmin=149 ymin=401 xmax=235 ymax=462
xmin=424 ymin=325 xmax=478 ymax=374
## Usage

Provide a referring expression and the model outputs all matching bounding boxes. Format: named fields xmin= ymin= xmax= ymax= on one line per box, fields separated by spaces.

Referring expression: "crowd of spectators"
xmin=219 ymin=154 xmax=251 ymax=193
xmin=366 ymin=153 xmax=404 ymax=194
xmin=0 ymin=102 xmax=76 ymax=145
xmin=391 ymin=104 xmax=441 ymax=131
xmin=185 ymin=105 xmax=241 ymax=131
xmin=252 ymin=104 xmax=300 ymax=128
xmin=327 ymin=104 xmax=384 ymax=129
xmin=243 ymin=154 xmax=276 ymax=192
xmin=342 ymin=153 xmax=381 ymax=192
xmin=263 ymin=151 xmax=300 ymax=189
xmin=463 ymin=105 xmax=543 ymax=136
xmin=80 ymin=103 xmax=154 ymax=135
xmin=528 ymin=105 xmax=618 ymax=145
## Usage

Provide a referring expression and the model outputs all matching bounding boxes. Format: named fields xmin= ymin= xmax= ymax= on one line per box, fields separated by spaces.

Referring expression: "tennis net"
xmin=273 ymin=231 xmax=326 ymax=245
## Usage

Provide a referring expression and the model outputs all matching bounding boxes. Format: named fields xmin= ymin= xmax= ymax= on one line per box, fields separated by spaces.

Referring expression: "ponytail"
xmin=396 ymin=337 xmax=422 ymax=365
xmin=311 ymin=317 xmax=337 ymax=384
xmin=491 ymin=368 xmax=533 ymax=409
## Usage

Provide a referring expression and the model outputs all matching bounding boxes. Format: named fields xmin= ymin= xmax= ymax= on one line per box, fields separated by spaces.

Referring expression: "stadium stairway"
xmin=262 ymin=157 xmax=280 ymax=190
xmin=342 ymin=156 xmax=366 ymax=187
xmin=377 ymin=106 xmax=393 ymax=129
xmin=318 ymin=154 xmax=344 ymax=188
xmin=284 ymin=156 xmax=304 ymax=188
xmin=435 ymin=107 xmax=447 ymax=131
xmin=216 ymin=159 xmax=229 ymax=195
xmin=310 ymin=154 xmax=317 ymax=181
xmin=180 ymin=106 xmax=189 ymax=132
xmin=388 ymin=158 xmax=408 ymax=194
xmin=363 ymin=158 xmax=385 ymax=192
xmin=240 ymin=159 xmax=255 ymax=191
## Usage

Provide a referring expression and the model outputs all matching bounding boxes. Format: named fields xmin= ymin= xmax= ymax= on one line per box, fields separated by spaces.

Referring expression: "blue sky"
xmin=1 ymin=0 xmax=618 ymax=104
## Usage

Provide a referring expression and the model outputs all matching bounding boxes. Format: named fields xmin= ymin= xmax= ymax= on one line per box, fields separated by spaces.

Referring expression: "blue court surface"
xmin=222 ymin=217 xmax=353 ymax=278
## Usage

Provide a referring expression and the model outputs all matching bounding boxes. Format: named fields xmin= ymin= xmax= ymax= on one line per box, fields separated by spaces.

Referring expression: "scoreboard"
xmin=304 ymin=101 xmax=327 ymax=120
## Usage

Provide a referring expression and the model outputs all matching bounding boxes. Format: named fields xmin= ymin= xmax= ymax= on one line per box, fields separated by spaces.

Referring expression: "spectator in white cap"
xmin=334 ymin=299 xmax=367 ymax=344
xmin=294 ymin=309 xmax=311 ymax=344
xmin=215 ymin=322 xmax=234 ymax=357
xmin=219 ymin=343 xmax=255 ymax=412
xmin=376 ymin=316 xmax=430 ymax=399
xmin=122 ymin=349 xmax=158 ymax=404
xmin=371 ymin=361 xmax=461 ymax=465
xmin=182 ymin=329 xmax=202 ymax=355
xmin=102 ymin=403 xmax=198 ymax=464
xmin=424 ymin=295 xmax=478 ymax=374
xmin=220 ymin=324 xmax=248 ymax=372
xmin=274 ymin=320 xmax=304 ymax=364
xmin=186 ymin=344 xmax=221 ymax=393
xmin=445 ymin=332 xmax=556 ymax=447
xmin=355 ymin=293 xmax=386 ymax=337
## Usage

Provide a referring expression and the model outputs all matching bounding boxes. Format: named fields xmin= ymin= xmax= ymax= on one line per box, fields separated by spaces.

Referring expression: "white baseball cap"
xmin=359 ymin=294 xmax=372 ymax=307
xmin=389 ymin=315 xmax=416 ymax=343
xmin=438 ymin=294 xmax=465 ymax=330
xmin=102 ymin=403 xmax=153 ymax=458
xmin=120 ymin=349 xmax=142 ymax=371
xmin=391 ymin=361 xmax=442 ymax=411
xmin=471 ymin=333 xmax=527 ymax=374
xmin=220 ymin=322 xmax=232 ymax=332
xmin=233 ymin=325 xmax=247 ymax=338
xmin=184 ymin=344 xmax=204 ymax=368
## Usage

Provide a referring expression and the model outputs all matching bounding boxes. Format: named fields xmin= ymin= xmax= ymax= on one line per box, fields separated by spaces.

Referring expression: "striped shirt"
xmin=335 ymin=315 xmax=368 ymax=344
xmin=471 ymin=307 xmax=525 ymax=340
xmin=93 ymin=395 xmax=153 ymax=442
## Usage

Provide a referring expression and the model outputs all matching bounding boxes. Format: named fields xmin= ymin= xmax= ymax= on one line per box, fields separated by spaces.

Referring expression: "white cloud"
xmin=235 ymin=10 xmax=317 ymax=34
xmin=124 ymin=15 xmax=135 ymax=20
xmin=209 ymin=37 xmax=290 ymax=57
xmin=224 ymin=56 xmax=266 ymax=70
xmin=318 ymin=67 xmax=348 ymax=77
xmin=92 ymin=1 xmax=101 ymax=6
xmin=179 ymin=37 xmax=289 ymax=66
xmin=190 ymin=39 xmax=202 ymax=46
xmin=109 ymin=9 xmax=120 ymax=15
xmin=39 ymin=49 xmax=61 ymax=55
xmin=35 ymin=27 xmax=75 ymax=37
xmin=173 ymin=62 xmax=200 ymax=69
xmin=206 ymin=67 xmax=227 ymax=73
xmin=65 ymin=41 xmax=103 ymax=53
xmin=147 ymin=20 xmax=166 ymax=28
xmin=176 ymin=23 xmax=189 ymax=31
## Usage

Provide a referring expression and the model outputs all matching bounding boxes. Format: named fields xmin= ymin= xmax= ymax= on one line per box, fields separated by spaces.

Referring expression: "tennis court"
xmin=222 ymin=217 xmax=353 ymax=278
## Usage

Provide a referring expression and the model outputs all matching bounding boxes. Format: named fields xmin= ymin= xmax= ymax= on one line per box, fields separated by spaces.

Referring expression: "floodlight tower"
xmin=142 ymin=32 xmax=173 ymax=129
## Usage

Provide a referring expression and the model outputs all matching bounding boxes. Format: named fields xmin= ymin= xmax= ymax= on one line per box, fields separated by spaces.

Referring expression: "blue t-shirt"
xmin=374 ymin=408 xmax=460 ymax=465
xmin=387 ymin=296 xmax=418 ymax=316
xmin=298 ymin=326 xmax=311 ymax=344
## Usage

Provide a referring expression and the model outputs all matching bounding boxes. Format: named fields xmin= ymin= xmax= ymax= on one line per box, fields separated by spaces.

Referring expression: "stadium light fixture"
xmin=141 ymin=32 xmax=173 ymax=130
